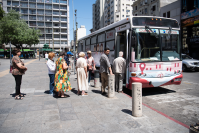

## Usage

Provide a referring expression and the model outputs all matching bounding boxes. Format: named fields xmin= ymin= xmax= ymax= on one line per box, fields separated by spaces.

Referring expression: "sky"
xmin=69 ymin=0 xmax=94 ymax=41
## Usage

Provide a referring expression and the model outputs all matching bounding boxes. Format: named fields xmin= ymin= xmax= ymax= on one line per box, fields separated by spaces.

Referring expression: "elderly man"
xmin=113 ymin=51 xmax=126 ymax=93
xmin=100 ymin=48 xmax=113 ymax=95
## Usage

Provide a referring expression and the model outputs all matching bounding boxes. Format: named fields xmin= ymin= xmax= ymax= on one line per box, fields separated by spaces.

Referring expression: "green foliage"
xmin=0 ymin=9 xmax=41 ymax=49
xmin=0 ymin=7 xmax=4 ymax=20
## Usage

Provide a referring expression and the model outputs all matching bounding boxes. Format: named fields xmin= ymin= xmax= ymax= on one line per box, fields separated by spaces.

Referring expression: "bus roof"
xmin=78 ymin=16 xmax=179 ymax=41
xmin=78 ymin=18 xmax=130 ymax=41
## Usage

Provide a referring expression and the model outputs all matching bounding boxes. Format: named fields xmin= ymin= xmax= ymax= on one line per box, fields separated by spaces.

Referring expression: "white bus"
xmin=78 ymin=16 xmax=183 ymax=89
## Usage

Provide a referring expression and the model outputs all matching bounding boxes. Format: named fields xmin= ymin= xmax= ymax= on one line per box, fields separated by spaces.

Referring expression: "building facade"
xmin=92 ymin=0 xmax=105 ymax=31
xmin=104 ymin=0 xmax=134 ymax=27
xmin=160 ymin=0 xmax=181 ymax=23
xmin=131 ymin=0 xmax=178 ymax=17
xmin=181 ymin=0 xmax=199 ymax=59
xmin=2 ymin=0 xmax=70 ymax=49
xmin=74 ymin=25 xmax=86 ymax=51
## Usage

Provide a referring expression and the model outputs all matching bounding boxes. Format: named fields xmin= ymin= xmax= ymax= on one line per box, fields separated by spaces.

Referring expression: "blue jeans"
xmin=88 ymin=70 xmax=92 ymax=83
xmin=49 ymin=74 xmax=55 ymax=94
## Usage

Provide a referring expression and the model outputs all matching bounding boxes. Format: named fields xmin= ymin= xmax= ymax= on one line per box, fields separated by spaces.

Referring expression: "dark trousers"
xmin=49 ymin=74 xmax=55 ymax=94
xmin=13 ymin=75 xmax=22 ymax=95
xmin=88 ymin=70 xmax=92 ymax=83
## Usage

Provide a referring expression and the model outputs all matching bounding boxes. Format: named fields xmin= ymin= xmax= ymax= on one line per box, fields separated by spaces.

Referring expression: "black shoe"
xmin=101 ymin=92 xmax=106 ymax=95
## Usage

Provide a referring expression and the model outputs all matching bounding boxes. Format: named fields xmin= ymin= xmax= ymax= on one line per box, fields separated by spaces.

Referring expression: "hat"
xmin=87 ymin=51 xmax=91 ymax=54
xmin=67 ymin=51 xmax=73 ymax=55
xmin=79 ymin=52 xmax=85 ymax=57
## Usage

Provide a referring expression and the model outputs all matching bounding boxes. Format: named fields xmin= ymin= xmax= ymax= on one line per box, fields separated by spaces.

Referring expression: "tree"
xmin=0 ymin=7 xmax=4 ymax=20
xmin=0 ymin=9 xmax=41 ymax=50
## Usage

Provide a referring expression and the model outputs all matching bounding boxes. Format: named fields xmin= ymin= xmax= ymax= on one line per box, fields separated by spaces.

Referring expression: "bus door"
xmin=115 ymin=30 xmax=127 ymax=86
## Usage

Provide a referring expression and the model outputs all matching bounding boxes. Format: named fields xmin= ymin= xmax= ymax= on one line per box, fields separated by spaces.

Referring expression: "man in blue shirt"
xmin=64 ymin=51 xmax=73 ymax=66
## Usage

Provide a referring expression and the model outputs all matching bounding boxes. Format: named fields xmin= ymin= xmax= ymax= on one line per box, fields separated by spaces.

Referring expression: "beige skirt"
xmin=77 ymin=68 xmax=88 ymax=91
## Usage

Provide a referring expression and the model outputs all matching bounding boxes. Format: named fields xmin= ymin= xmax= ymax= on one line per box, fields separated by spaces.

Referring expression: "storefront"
xmin=181 ymin=8 xmax=199 ymax=59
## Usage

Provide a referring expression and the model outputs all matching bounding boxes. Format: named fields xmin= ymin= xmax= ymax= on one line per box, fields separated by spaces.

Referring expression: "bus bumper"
xmin=128 ymin=74 xmax=183 ymax=89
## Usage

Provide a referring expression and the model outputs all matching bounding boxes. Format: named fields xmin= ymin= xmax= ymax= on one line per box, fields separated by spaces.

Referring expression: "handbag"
xmin=67 ymin=71 xmax=71 ymax=77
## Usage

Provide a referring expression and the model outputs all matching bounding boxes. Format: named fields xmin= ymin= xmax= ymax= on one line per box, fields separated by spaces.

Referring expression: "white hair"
xmin=119 ymin=51 xmax=123 ymax=57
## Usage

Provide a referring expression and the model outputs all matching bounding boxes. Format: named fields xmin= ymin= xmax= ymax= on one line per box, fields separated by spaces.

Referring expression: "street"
xmin=124 ymin=71 xmax=199 ymax=126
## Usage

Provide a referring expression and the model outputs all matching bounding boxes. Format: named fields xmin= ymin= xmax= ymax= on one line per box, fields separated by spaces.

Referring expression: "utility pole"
xmin=52 ymin=31 xmax=54 ymax=51
xmin=72 ymin=0 xmax=75 ymax=74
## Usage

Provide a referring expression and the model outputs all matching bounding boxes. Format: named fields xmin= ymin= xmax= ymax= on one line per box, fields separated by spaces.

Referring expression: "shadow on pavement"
xmin=92 ymin=90 xmax=101 ymax=94
xmin=123 ymin=86 xmax=176 ymax=97
xmin=10 ymin=93 xmax=26 ymax=97
xmin=71 ymin=88 xmax=78 ymax=95
xmin=121 ymin=109 xmax=132 ymax=116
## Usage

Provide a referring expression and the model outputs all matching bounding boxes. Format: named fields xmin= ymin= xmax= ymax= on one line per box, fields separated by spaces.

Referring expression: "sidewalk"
xmin=0 ymin=58 xmax=188 ymax=133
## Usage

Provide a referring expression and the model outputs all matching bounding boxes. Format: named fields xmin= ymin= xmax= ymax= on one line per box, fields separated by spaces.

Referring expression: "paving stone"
xmin=0 ymin=108 xmax=12 ymax=114
xmin=10 ymin=105 xmax=28 ymax=113
xmin=73 ymin=106 xmax=91 ymax=113
xmin=29 ymin=101 xmax=44 ymax=106
xmin=58 ymin=103 xmax=72 ymax=109
xmin=43 ymin=109 xmax=59 ymax=116
xmin=42 ymin=120 xmax=62 ymax=130
xmin=43 ymin=114 xmax=60 ymax=122
xmin=0 ymin=114 xmax=8 ymax=121
xmin=2 ymin=118 xmax=24 ymax=127
xmin=0 ymin=126 xmax=21 ymax=133
xmin=82 ymin=124 xmax=106 ymax=133
xmin=43 ymin=100 xmax=57 ymax=105
xmin=122 ymin=120 xmax=142 ymax=130
xmin=60 ymin=120 xmax=82 ymax=129
xmin=6 ymin=112 xmax=26 ymax=120
xmin=28 ymin=105 xmax=43 ymax=111
xmin=60 ymin=113 xmax=78 ymax=121
xmin=59 ymin=108 xmax=75 ymax=114
xmin=25 ymin=110 xmax=44 ymax=118
xmin=64 ymin=128 xmax=85 ymax=133
xmin=23 ymin=115 xmax=43 ymax=125
xmin=20 ymin=123 xmax=42 ymax=133
xmin=43 ymin=104 xmax=58 ymax=110
xmin=43 ymin=129 xmax=65 ymax=133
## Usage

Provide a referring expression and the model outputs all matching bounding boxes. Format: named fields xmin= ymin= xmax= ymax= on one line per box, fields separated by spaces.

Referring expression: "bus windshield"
xmin=132 ymin=28 xmax=181 ymax=62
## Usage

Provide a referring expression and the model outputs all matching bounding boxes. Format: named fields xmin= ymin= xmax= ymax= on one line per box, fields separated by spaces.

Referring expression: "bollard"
xmin=132 ymin=82 xmax=142 ymax=117
xmin=94 ymin=70 xmax=100 ymax=88
xmin=108 ymin=74 xmax=115 ymax=98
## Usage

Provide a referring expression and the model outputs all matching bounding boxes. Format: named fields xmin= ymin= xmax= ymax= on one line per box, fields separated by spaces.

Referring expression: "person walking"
xmin=64 ymin=51 xmax=73 ymax=69
xmin=113 ymin=51 xmax=126 ymax=93
xmin=11 ymin=48 xmax=27 ymax=100
xmin=86 ymin=51 xmax=96 ymax=86
xmin=45 ymin=52 xmax=48 ymax=63
xmin=55 ymin=52 xmax=72 ymax=98
xmin=46 ymin=52 xmax=56 ymax=95
xmin=76 ymin=52 xmax=88 ymax=96
xmin=99 ymin=48 xmax=113 ymax=95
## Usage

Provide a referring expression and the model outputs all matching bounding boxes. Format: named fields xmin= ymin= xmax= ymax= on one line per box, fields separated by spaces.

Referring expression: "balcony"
xmin=29 ymin=0 xmax=36 ymax=2
xmin=21 ymin=0 xmax=28 ymax=1
xmin=37 ymin=0 xmax=44 ymax=3
xmin=60 ymin=0 xmax=67 ymax=4
xmin=45 ymin=0 xmax=52 ymax=4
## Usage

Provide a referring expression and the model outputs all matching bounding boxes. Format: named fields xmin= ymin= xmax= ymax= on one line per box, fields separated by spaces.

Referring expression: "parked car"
xmin=182 ymin=54 xmax=199 ymax=71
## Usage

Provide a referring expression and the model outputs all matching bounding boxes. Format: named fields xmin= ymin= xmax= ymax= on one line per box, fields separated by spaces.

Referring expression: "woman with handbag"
xmin=54 ymin=52 xmax=72 ymax=98
xmin=12 ymin=48 xmax=27 ymax=100
xmin=86 ymin=51 xmax=96 ymax=86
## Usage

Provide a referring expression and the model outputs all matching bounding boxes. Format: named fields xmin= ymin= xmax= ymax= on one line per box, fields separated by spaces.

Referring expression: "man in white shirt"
xmin=113 ymin=51 xmax=126 ymax=93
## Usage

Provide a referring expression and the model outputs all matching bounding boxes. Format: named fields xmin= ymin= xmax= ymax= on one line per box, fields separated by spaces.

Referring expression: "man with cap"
xmin=64 ymin=51 xmax=73 ymax=68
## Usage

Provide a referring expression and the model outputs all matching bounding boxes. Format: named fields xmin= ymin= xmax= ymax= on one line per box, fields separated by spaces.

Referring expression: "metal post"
xmin=9 ymin=41 xmax=11 ymax=64
xmin=53 ymin=31 xmax=54 ymax=51
xmin=39 ymin=43 xmax=40 ymax=61
xmin=132 ymin=82 xmax=142 ymax=117
xmin=108 ymin=74 xmax=115 ymax=98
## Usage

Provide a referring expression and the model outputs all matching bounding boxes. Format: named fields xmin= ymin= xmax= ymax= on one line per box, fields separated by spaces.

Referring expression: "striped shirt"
xmin=100 ymin=53 xmax=111 ymax=73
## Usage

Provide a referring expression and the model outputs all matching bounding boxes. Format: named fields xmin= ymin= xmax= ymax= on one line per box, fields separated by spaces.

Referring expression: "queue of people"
xmin=11 ymin=47 xmax=126 ymax=100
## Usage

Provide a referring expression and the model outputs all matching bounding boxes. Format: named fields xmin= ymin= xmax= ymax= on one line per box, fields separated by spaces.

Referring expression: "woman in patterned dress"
xmin=54 ymin=52 xmax=72 ymax=98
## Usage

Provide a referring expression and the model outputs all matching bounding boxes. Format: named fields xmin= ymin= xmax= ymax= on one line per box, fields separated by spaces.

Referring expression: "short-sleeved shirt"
xmin=86 ymin=57 xmax=95 ymax=66
xmin=100 ymin=53 xmax=111 ymax=73
xmin=12 ymin=56 xmax=25 ymax=75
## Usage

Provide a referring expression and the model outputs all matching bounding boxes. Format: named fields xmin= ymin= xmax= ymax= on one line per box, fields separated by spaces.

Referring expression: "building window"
xmin=135 ymin=6 xmax=137 ymax=10
xmin=122 ymin=9 xmax=124 ymax=11
xmin=116 ymin=15 xmax=119 ymax=18
xmin=152 ymin=5 xmax=156 ymax=11
xmin=122 ymin=15 xmax=124 ymax=17
xmin=167 ymin=11 xmax=170 ymax=18
xmin=163 ymin=13 xmax=166 ymax=17
xmin=145 ymin=8 xmax=147 ymax=14
xmin=135 ymin=14 xmax=137 ymax=16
